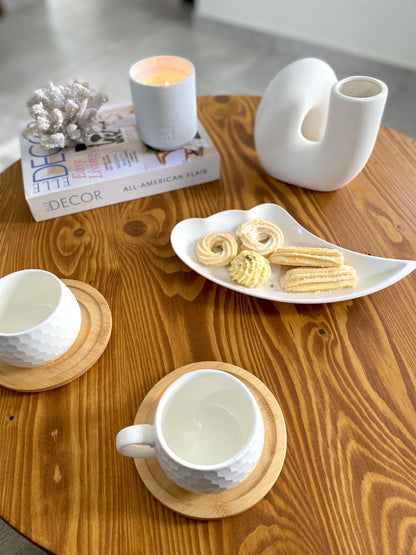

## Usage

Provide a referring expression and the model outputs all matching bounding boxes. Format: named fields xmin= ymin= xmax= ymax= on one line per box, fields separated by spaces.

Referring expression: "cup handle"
xmin=116 ymin=424 xmax=156 ymax=458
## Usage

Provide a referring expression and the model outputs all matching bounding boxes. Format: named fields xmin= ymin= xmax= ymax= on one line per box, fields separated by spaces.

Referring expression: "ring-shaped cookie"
xmin=196 ymin=232 xmax=239 ymax=266
xmin=237 ymin=219 xmax=284 ymax=256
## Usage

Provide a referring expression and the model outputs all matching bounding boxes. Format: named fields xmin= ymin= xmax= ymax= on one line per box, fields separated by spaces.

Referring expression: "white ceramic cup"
xmin=116 ymin=369 xmax=265 ymax=494
xmin=0 ymin=269 xmax=82 ymax=367
xmin=129 ymin=55 xmax=197 ymax=150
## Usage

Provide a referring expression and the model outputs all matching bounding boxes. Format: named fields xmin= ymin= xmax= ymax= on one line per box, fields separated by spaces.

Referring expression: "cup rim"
xmin=0 ymin=269 xmax=65 ymax=336
xmin=154 ymin=369 xmax=262 ymax=470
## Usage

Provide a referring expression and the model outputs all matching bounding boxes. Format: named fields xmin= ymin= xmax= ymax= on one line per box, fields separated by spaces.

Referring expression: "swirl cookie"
xmin=236 ymin=219 xmax=284 ymax=257
xmin=196 ymin=232 xmax=239 ymax=266
xmin=229 ymin=250 xmax=271 ymax=288
xmin=280 ymin=265 xmax=356 ymax=292
xmin=270 ymin=247 xmax=344 ymax=267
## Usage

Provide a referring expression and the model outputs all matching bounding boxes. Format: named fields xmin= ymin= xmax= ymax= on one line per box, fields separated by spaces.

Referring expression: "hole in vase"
xmin=338 ymin=78 xmax=384 ymax=98
xmin=301 ymin=106 xmax=326 ymax=142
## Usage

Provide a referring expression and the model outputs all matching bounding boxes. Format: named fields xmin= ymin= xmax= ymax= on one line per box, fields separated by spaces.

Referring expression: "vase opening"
xmin=337 ymin=77 xmax=384 ymax=99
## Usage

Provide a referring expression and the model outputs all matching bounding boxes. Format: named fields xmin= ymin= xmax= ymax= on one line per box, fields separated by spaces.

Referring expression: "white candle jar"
xmin=129 ymin=55 xmax=197 ymax=150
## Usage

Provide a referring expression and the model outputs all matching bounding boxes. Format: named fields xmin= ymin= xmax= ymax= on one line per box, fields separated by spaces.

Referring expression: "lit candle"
xmin=145 ymin=71 xmax=188 ymax=86
xmin=129 ymin=56 xmax=197 ymax=150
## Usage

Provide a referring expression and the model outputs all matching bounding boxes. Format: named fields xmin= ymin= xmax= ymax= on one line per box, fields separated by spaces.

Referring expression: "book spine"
xmin=26 ymin=154 xmax=220 ymax=221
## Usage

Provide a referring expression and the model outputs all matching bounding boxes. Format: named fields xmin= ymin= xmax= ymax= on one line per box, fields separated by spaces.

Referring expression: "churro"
xmin=270 ymin=246 xmax=344 ymax=267
xmin=280 ymin=265 xmax=356 ymax=292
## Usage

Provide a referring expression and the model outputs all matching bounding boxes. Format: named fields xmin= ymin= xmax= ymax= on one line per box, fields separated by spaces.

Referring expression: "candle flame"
xmin=164 ymin=80 xmax=170 ymax=87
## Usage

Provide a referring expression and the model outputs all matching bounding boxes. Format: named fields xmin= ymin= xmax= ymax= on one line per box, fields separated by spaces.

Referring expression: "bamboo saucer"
xmin=0 ymin=280 xmax=112 ymax=392
xmin=133 ymin=361 xmax=287 ymax=519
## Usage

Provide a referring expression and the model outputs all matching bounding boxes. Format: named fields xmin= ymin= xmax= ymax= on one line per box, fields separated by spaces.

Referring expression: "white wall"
xmin=195 ymin=0 xmax=416 ymax=71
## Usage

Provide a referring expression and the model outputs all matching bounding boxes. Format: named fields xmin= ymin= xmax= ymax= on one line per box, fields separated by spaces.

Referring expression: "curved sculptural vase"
xmin=254 ymin=58 xmax=388 ymax=192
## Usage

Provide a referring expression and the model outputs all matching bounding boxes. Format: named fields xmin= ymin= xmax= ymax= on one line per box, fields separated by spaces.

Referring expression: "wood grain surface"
xmin=0 ymin=95 xmax=415 ymax=554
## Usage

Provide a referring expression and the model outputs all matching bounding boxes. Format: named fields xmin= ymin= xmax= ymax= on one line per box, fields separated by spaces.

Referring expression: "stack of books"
xmin=20 ymin=103 xmax=220 ymax=221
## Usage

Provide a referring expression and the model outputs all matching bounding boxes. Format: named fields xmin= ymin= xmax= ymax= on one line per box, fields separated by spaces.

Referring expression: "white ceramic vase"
xmin=254 ymin=58 xmax=388 ymax=192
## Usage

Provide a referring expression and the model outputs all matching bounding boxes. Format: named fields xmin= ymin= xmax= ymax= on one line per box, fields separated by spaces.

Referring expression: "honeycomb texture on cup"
xmin=0 ymin=285 xmax=81 ymax=367
xmin=155 ymin=420 xmax=265 ymax=494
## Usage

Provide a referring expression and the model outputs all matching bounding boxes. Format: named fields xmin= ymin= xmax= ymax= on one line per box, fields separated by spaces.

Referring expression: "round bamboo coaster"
xmin=0 ymin=280 xmax=112 ymax=392
xmin=133 ymin=361 xmax=287 ymax=519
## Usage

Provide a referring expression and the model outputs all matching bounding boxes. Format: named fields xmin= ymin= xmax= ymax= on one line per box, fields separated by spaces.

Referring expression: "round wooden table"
xmin=0 ymin=96 xmax=415 ymax=554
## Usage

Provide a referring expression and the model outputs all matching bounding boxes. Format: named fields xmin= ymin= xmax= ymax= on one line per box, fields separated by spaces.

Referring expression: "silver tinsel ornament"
xmin=23 ymin=81 xmax=108 ymax=149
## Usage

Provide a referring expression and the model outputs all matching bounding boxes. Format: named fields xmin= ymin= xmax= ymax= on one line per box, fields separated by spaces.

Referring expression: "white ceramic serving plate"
xmin=170 ymin=204 xmax=416 ymax=304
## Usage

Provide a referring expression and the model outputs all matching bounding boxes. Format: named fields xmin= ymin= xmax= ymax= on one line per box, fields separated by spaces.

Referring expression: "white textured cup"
xmin=116 ymin=369 xmax=265 ymax=493
xmin=0 ymin=270 xmax=82 ymax=367
xmin=129 ymin=55 xmax=197 ymax=150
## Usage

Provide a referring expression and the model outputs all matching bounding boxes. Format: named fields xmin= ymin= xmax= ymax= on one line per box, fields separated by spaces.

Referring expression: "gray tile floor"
xmin=0 ymin=0 xmax=415 ymax=552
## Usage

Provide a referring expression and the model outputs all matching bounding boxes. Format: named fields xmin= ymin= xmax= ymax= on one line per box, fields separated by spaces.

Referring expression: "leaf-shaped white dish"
xmin=170 ymin=204 xmax=416 ymax=304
